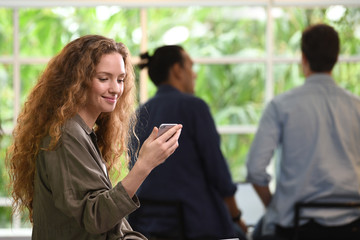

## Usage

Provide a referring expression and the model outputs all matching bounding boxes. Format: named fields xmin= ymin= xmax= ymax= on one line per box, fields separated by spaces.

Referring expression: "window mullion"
xmin=139 ymin=8 xmax=148 ymax=104
xmin=265 ymin=1 xmax=274 ymax=103
xmin=13 ymin=8 xmax=20 ymax=132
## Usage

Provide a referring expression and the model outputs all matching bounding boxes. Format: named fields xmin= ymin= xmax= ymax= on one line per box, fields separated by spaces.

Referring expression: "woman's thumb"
xmin=150 ymin=127 xmax=159 ymax=139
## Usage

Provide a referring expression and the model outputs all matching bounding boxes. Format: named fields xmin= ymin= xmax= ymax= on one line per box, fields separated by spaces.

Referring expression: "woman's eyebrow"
xmin=97 ymin=72 xmax=126 ymax=78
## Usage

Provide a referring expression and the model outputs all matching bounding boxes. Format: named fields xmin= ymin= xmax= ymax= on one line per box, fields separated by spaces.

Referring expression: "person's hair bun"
xmin=138 ymin=52 xmax=152 ymax=70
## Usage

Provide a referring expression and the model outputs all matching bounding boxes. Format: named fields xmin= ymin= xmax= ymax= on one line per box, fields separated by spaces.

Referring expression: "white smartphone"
xmin=157 ymin=123 xmax=177 ymax=138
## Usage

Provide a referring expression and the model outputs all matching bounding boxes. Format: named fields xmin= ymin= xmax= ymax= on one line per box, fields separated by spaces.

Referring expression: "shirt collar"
xmin=305 ymin=73 xmax=336 ymax=85
xmin=72 ymin=114 xmax=93 ymax=135
xmin=156 ymin=84 xmax=181 ymax=95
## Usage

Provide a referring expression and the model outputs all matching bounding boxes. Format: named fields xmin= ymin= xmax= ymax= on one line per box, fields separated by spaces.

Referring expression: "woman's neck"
xmin=77 ymin=108 xmax=98 ymax=129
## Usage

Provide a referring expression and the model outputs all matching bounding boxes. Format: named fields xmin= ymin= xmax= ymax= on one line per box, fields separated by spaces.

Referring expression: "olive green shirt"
xmin=32 ymin=114 xmax=146 ymax=240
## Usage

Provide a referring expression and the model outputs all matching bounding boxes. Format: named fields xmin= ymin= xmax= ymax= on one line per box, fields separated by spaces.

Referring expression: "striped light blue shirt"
xmin=246 ymin=73 xmax=360 ymax=234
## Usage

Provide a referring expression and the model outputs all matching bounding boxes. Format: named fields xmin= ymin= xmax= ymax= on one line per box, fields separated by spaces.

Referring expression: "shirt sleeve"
xmin=40 ymin=130 xmax=139 ymax=234
xmin=187 ymin=98 xmax=237 ymax=197
xmin=246 ymin=100 xmax=281 ymax=186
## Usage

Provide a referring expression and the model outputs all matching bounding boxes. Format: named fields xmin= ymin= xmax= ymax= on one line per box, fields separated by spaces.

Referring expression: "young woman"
xmin=6 ymin=35 xmax=182 ymax=240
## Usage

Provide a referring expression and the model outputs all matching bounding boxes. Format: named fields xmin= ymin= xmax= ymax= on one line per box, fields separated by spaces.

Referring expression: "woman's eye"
xmin=99 ymin=78 xmax=107 ymax=81
xmin=118 ymin=79 xmax=125 ymax=83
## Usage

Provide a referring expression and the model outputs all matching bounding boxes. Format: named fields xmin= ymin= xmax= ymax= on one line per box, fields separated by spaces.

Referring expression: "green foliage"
xmin=195 ymin=64 xmax=265 ymax=125
xmin=0 ymin=64 xmax=13 ymax=130
xmin=0 ymin=207 xmax=12 ymax=228
xmin=20 ymin=64 xmax=46 ymax=105
xmin=274 ymin=7 xmax=360 ymax=56
xmin=19 ymin=8 xmax=70 ymax=57
xmin=0 ymin=135 xmax=10 ymax=196
xmin=274 ymin=63 xmax=303 ymax=95
xmin=147 ymin=7 xmax=266 ymax=57
xmin=19 ymin=7 xmax=141 ymax=57
xmin=0 ymin=130 xmax=11 ymax=227
xmin=333 ymin=62 xmax=360 ymax=96
xmin=221 ymin=134 xmax=254 ymax=182
xmin=0 ymin=9 xmax=13 ymax=56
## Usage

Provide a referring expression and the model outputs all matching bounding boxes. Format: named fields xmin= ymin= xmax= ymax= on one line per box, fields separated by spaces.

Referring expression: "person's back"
xmin=246 ymin=24 xmax=360 ymax=240
xmin=262 ymin=74 xmax=360 ymax=227
xmin=129 ymin=45 xmax=247 ymax=240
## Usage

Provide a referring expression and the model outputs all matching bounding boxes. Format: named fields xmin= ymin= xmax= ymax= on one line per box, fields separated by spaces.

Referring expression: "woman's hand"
xmin=121 ymin=124 xmax=182 ymax=198
xmin=136 ymin=124 xmax=182 ymax=172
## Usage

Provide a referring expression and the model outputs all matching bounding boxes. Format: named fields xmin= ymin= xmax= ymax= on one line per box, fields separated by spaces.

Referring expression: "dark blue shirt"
xmin=129 ymin=85 xmax=237 ymax=239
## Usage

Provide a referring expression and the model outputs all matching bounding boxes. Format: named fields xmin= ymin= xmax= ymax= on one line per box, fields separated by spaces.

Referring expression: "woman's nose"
xmin=109 ymin=79 xmax=121 ymax=93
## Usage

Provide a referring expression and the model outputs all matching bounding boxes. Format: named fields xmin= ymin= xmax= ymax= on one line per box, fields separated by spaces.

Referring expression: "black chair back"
xmin=293 ymin=201 xmax=360 ymax=240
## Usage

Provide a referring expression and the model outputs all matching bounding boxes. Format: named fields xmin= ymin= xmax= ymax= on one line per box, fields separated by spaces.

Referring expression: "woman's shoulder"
xmin=62 ymin=115 xmax=91 ymax=140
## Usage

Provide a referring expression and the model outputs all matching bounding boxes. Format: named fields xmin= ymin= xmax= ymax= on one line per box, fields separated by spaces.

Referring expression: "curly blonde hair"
xmin=6 ymin=35 xmax=137 ymax=222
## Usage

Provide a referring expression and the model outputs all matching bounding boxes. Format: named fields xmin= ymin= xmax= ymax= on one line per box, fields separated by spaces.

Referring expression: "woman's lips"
xmin=103 ymin=96 xmax=117 ymax=103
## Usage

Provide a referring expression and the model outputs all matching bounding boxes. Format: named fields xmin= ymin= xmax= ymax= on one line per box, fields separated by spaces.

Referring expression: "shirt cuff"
xmin=246 ymin=174 xmax=271 ymax=186
xmin=110 ymin=182 xmax=140 ymax=215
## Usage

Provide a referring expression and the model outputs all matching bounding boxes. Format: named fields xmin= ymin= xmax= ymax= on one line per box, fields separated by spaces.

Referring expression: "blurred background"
xmin=1 ymin=0 xmax=360 ymax=237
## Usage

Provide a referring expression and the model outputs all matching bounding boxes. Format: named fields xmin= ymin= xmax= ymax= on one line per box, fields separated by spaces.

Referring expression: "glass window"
xmin=145 ymin=76 xmax=157 ymax=99
xmin=0 ymin=64 xmax=14 ymax=130
xmin=333 ymin=62 xmax=360 ymax=95
xmin=19 ymin=7 xmax=141 ymax=57
xmin=273 ymin=62 xmax=360 ymax=97
xmin=221 ymin=134 xmax=254 ymax=182
xmin=0 ymin=207 xmax=12 ymax=228
xmin=0 ymin=135 xmax=11 ymax=197
xmin=273 ymin=7 xmax=360 ymax=57
xmin=20 ymin=64 xmax=46 ymax=105
xmin=274 ymin=63 xmax=303 ymax=96
xmin=147 ymin=6 xmax=266 ymax=57
xmin=0 ymin=8 xmax=13 ymax=56
xmin=195 ymin=64 xmax=265 ymax=125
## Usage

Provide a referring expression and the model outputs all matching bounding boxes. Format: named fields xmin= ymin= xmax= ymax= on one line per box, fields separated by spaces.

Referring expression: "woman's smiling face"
xmin=82 ymin=52 xmax=126 ymax=121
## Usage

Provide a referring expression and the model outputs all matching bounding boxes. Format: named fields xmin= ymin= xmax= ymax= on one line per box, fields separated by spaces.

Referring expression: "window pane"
xmin=333 ymin=62 xmax=360 ymax=96
xmin=273 ymin=7 xmax=360 ymax=57
xmin=274 ymin=63 xmax=303 ymax=96
xmin=274 ymin=62 xmax=360 ymax=97
xmin=19 ymin=7 xmax=140 ymax=57
xmin=0 ymin=206 xmax=31 ymax=228
xmin=221 ymin=134 xmax=254 ymax=182
xmin=332 ymin=7 xmax=360 ymax=56
xmin=20 ymin=210 xmax=31 ymax=228
xmin=145 ymin=75 xmax=157 ymax=100
xmin=0 ymin=64 xmax=14 ymax=130
xmin=147 ymin=7 xmax=266 ymax=57
xmin=0 ymin=135 xmax=11 ymax=197
xmin=195 ymin=64 xmax=265 ymax=125
xmin=20 ymin=64 xmax=46 ymax=105
xmin=0 ymin=207 xmax=12 ymax=228
xmin=0 ymin=8 xmax=13 ymax=56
